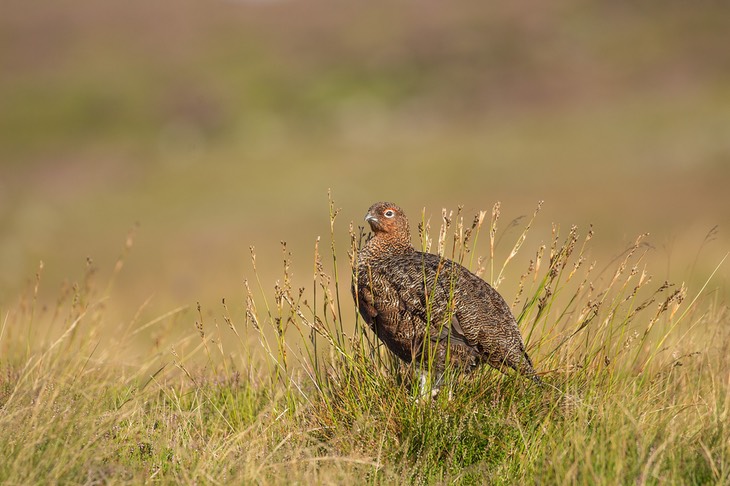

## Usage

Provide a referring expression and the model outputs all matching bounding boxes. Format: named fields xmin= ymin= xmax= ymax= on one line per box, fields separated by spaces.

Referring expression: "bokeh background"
xmin=2 ymin=0 xmax=729 ymax=328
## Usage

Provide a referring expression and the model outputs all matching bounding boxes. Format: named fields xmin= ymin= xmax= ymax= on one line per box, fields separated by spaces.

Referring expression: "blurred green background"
xmin=1 ymin=0 xmax=729 ymax=323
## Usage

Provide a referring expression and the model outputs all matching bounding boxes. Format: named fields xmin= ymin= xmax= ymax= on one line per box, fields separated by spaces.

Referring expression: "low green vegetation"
xmin=1 ymin=202 xmax=727 ymax=484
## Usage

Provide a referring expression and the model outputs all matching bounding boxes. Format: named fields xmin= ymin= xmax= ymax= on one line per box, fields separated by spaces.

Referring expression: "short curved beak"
xmin=364 ymin=213 xmax=377 ymax=224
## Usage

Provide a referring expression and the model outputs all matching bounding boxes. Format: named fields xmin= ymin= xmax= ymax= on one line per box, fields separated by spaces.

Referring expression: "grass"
xmin=1 ymin=198 xmax=728 ymax=484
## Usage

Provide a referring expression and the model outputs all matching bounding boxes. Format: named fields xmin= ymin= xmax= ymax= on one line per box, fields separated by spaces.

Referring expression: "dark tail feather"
xmin=520 ymin=350 xmax=543 ymax=387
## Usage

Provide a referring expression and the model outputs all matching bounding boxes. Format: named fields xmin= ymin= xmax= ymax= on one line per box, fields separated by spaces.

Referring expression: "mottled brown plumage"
xmin=352 ymin=202 xmax=540 ymax=391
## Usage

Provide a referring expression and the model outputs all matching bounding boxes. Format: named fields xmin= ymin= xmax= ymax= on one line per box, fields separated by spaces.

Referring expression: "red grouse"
xmin=352 ymin=202 xmax=540 ymax=394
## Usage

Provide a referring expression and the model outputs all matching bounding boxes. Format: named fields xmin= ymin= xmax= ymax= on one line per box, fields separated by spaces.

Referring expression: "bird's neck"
xmin=359 ymin=233 xmax=414 ymax=263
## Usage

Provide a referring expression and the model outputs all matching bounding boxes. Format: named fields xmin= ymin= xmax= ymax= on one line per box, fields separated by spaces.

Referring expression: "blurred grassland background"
xmin=1 ymin=0 xmax=729 ymax=337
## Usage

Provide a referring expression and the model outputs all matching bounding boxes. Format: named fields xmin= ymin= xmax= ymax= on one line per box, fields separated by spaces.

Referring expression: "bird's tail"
xmin=518 ymin=349 xmax=543 ymax=387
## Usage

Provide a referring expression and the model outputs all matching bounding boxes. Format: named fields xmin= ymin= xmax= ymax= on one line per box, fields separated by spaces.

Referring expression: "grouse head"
xmin=364 ymin=202 xmax=412 ymax=253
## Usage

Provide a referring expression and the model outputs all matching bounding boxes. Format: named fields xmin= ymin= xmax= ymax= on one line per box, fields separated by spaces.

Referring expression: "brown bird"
xmin=352 ymin=201 xmax=541 ymax=395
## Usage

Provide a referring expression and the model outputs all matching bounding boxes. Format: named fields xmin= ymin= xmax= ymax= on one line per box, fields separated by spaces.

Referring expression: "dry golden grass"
xmin=1 ymin=200 xmax=727 ymax=484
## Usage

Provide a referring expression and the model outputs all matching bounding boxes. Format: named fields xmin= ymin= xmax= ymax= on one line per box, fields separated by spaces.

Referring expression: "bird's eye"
xmin=384 ymin=209 xmax=395 ymax=218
